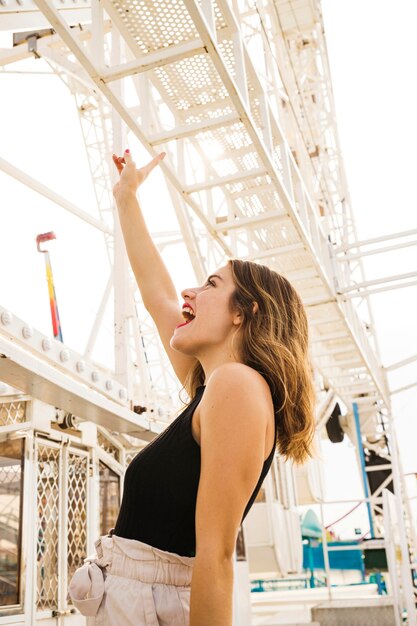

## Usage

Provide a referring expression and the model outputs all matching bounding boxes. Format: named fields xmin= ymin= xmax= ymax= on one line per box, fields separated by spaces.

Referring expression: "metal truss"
xmin=0 ymin=0 xmax=413 ymax=455
xmin=0 ymin=24 xmax=189 ymax=420
xmin=1 ymin=0 xmax=417 ymax=620
xmin=21 ymin=0 xmax=397 ymax=431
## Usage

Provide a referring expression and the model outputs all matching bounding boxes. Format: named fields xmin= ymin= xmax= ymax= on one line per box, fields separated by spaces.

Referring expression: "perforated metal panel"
xmin=111 ymin=0 xmax=197 ymax=53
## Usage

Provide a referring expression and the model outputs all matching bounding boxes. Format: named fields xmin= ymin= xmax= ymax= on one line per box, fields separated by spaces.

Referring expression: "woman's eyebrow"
xmin=207 ymin=274 xmax=223 ymax=281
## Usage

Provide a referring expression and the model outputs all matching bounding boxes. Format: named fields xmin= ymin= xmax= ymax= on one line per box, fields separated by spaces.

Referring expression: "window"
xmin=0 ymin=438 xmax=24 ymax=607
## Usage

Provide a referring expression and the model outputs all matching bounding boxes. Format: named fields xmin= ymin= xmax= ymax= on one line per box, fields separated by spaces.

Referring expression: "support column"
xmin=352 ymin=402 xmax=375 ymax=537
xmin=387 ymin=416 xmax=417 ymax=625
xmin=111 ymin=30 xmax=132 ymax=397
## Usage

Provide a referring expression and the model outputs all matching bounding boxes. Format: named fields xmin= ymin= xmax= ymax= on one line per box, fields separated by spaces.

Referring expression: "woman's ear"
xmin=232 ymin=310 xmax=242 ymax=326
xmin=232 ymin=303 xmax=258 ymax=326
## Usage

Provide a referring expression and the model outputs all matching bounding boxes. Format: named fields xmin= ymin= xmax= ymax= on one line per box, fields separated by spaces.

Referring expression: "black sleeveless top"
xmin=114 ymin=385 xmax=277 ymax=557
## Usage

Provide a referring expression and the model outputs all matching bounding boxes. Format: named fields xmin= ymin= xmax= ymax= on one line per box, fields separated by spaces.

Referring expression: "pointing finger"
xmin=153 ymin=151 xmax=166 ymax=165
xmin=143 ymin=152 xmax=166 ymax=175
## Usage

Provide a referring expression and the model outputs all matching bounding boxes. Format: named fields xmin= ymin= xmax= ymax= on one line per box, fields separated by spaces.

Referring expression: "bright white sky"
xmin=0 ymin=1 xmax=416 ymax=541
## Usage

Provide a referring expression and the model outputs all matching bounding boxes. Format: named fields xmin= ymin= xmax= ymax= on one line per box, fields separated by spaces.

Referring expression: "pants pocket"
xmin=153 ymin=583 xmax=190 ymax=626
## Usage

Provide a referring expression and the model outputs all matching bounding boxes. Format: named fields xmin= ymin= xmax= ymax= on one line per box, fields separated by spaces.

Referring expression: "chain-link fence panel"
xmin=0 ymin=401 xmax=26 ymax=427
xmin=67 ymin=452 xmax=88 ymax=585
xmin=36 ymin=443 xmax=60 ymax=610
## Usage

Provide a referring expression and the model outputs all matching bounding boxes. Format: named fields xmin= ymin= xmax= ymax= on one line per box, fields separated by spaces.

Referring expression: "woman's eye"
xmin=206 ymin=279 xmax=215 ymax=287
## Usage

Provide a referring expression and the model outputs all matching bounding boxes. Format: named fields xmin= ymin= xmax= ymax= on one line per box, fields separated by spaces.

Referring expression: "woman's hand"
xmin=112 ymin=149 xmax=165 ymax=202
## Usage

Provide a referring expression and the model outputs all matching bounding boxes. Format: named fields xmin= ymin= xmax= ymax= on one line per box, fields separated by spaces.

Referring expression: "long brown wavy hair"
xmin=183 ymin=259 xmax=316 ymax=464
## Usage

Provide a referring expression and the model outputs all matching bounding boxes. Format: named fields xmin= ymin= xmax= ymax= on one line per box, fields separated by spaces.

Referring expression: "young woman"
xmin=69 ymin=150 xmax=316 ymax=626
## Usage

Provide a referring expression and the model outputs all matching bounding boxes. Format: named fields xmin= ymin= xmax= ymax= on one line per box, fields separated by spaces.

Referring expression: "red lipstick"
xmin=176 ymin=321 xmax=189 ymax=329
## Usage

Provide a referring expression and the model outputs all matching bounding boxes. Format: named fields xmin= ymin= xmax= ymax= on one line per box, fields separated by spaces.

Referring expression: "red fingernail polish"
xmin=125 ymin=149 xmax=130 ymax=154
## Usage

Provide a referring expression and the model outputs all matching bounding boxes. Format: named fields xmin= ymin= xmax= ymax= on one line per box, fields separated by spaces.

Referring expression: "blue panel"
xmin=303 ymin=541 xmax=364 ymax=571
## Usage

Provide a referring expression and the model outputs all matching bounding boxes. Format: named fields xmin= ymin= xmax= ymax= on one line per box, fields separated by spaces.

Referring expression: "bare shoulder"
xmin=203 ymin=362 xmax=272 ymax=408
xmin=198 ymin=362 xmax=273 ymax=433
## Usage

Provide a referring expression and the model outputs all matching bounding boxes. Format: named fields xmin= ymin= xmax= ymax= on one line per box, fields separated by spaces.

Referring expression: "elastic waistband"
xmin=94 ymin=534 xmax=195 ymax=587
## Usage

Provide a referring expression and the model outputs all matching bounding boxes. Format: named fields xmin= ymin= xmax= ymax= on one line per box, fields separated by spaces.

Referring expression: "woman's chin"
xmin=170 ymin=333 xmax=193 ymax=355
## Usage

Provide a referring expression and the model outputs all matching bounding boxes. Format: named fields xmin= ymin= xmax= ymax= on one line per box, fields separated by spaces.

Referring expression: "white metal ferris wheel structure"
xmin=1 ymin=1 xmax=417 ymax=625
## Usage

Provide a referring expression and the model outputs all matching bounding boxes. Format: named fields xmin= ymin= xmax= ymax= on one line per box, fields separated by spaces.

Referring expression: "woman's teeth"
xmin=182 ymin=306 xmax=195 ymax=322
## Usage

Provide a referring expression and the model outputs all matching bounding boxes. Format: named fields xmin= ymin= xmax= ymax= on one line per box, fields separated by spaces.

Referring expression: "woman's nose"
xmin=181 ymin=286 xmax=197 ymax=300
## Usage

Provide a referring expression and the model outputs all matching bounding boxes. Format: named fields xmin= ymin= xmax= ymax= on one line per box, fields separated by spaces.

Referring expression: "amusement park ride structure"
xmin=0 ymin=1 xmax=417 ymax=625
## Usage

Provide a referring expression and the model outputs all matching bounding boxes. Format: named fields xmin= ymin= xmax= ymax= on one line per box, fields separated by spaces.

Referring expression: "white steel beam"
xmin=385 ymin=353 xmax=417 ymax=372
xmin=165 ymin=181 xmax=207 ymax=284
xmin=84 ymin=272 xmax=113 ymax=360
xmin=38 ymin=43 xmax=94 ymax=90
xmin=336 ymin=227 xmax=417 ymax=253
xmin=148 ymin=113 xmax=240 ymax=145
xmin=248 ymin=242 xmax=304 ymax=259
xmin=0 ymin=45 xmax=37 ymax=66
xmin=111 ymin=26 xmax=134 ymax=398
xmin=101 ymin=40 xmax=206 ymax=81
xmin=391 ymin=381 xmax=417 ymax=395
xmin=184 ymin=168 xmax=267 ymax=193
xmin=337 ymin=238 xmax=417 ymax=262
xmin=0 ymin=156 xmax=112 ymax=234
xmin=214 ymin=210 xmax=288 ymax=232
xmin=301 ymin=294 xmax=336 ymax=306
xmin=91 ymin=0 xmax=104 ymax=69
xmin=0 ymin=3 xmax=91 ymax=31
xmin=341 ymin=281 xmax=417 ymax=299
xmin=0 ymin=334 xmax=160 ymax=440
xmin=339 ymin=271 xmax=417 ymax=293
xmin=0 ymin=305 xmax=127 ymax=406
xmin=229 ymin=182 xmax=277 ymax=199
xmin=341 ymin=281 xmax=417 ymax=300
xmin=366 ymin=465 xmax=392 ymax=473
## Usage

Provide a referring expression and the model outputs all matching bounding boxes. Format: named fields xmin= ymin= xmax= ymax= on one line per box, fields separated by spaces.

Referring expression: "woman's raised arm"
xmin=112 ymin=149 xmax=197 ymax=385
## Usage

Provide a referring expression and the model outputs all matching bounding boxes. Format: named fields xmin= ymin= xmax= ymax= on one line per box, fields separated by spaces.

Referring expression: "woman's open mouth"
xmin=176 ymin=304 xmax=195 ymax=329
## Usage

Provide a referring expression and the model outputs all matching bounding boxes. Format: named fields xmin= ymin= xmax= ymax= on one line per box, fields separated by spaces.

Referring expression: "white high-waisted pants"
xmin=68 ymin=534 xmax=195 ymax=626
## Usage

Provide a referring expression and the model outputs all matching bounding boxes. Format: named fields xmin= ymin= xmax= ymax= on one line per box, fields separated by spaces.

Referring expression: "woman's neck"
xmin=198 ymin=347 xmax=242 ymax=384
